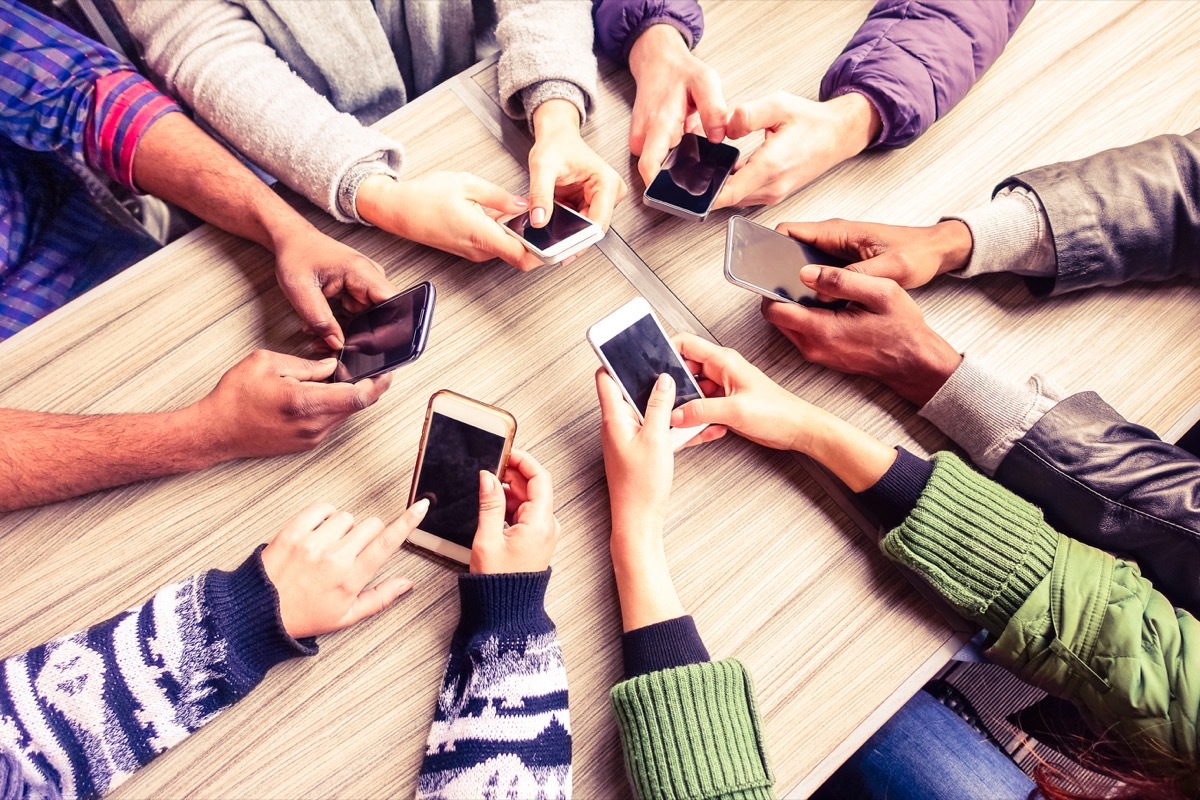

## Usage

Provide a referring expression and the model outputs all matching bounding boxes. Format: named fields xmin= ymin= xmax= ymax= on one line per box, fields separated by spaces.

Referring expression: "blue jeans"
xmin=811 ymin=689 xmax=1035 ymax=800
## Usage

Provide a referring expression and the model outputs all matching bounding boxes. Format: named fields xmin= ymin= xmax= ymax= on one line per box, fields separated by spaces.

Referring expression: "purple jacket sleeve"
xmin=821 ymin=0 xmax=1034 ymax=149
xmin=592 ymin=0 xmax=704 ymax=63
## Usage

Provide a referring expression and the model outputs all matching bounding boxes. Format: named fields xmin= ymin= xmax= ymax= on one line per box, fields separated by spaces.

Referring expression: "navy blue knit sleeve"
xmin=0 ymin=547 xmax=311 ymax=800
xmin=621 ymin=616 xmax=710 ymax=679
xmin=417 ymin=569 xmax=571 ymax=797
xmin=860 ymin=447 xmax=935 ymax=529
xmin=593 ymin=0 xmax=704 ymax=63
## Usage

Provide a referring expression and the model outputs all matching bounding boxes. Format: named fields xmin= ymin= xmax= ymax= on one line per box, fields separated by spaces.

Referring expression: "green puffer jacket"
xmin=608 ymin=452 xmax=1197 ymax=800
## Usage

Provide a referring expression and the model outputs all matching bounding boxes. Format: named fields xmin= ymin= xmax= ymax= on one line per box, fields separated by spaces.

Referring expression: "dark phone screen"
xmin=333 ymin=283 xmax=432 ymax=383
xmin=599 ymin=314 xmax=701 ymax=415
xmin=413 ymin=412 xmax=506 ymax=549
xmin=504 ymin=205 xmax=592 ymax=251
xmin=645 ymin=134 xmax=739 ymax=216
xmin=727 ymin=218 xmax=849 ymax=307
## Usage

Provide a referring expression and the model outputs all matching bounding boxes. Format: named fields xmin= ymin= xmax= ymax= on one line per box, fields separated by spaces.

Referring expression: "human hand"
xmin=761 ymin=266 xmax=962 ymax=406
xmin=273 ymin=228 xmax=397 ymax=350
xmin=470 ymin=449 xmax=561 ymax=574
xmin=628 ymin=24 xmax=727 ymax=186
xmin=773 ymin=219 xmax=973 ymax=289
xmin=528 ymin=99 xmax=627 ymax=230
xmin=668 ymin=333 xmax=819 ymax=453
xmin=261 ymin=500 xmax=425 ymax=638
xmin=712 ymin=92 xmax=880 ymax=209
xmin=356 ymin=172 xmax=545 ymax=272
xmin=194 ymin=350 xmax=391 ymax=461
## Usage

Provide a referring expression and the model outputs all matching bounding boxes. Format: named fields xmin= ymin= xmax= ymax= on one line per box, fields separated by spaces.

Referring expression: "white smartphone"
xmin=587 ymin=297 xmax=707 ymax=449
xmin=642 ymin=133 xmax=739 ymax=222
xmin=406 ymin=390 xmax=517 ymax=565
xmin=498 ymin=202 xmax=605 ymax=264
xmin=724 ymin=215 xmax=850 ymax=309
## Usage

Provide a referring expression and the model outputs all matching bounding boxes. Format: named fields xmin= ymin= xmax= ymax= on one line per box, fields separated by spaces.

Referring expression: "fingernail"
xmin=531 ymin=207 xmax=547 ymax=226
xmin=656 ymin=373 xmax=674 ymax=390
xmin=411 ymin=498 xmax=430 ymax=517
xmin=800 ymin=265 xmax=820 ymax=283
xmin=321 ymin=356 xmax=338 ymax=365
xmin=670 ymin=408 xmax=684 ymax=424
xmin=479 ymin=471 xmax=495 ymax=492
xmin=513 ymin=196 xmax=529 ymax=207
xmin=325 ymin=334 xmax=342 ymax=350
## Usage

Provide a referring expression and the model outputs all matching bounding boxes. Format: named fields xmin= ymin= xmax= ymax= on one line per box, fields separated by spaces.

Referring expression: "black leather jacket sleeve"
xmin=995 ymin=392 xmax=1200 ymax=614
xmin=1004 ymin=129 xmax=1200 ymax=296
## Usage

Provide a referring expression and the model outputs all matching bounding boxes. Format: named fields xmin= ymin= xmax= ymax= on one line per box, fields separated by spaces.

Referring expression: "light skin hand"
xmin=528 ymin=99 xmax=627 ymax=231
xmin=192 ymin=350 xmax=391 ymax=460
xmin=596 ymin=369 xmax=685 ymax=631
xmin=356 ymin=172 xmax=545 ymax=272
xmin=261 ymin=500 xmax=425 ymax=638
xmin=470 ymin=449 xmax=561 ymax=574
xmin=774 ymin=219 xmax=974 ymax=289
xmin=760 ymin=266 xmax=963 ymax=407
xmin=712 ymin=91 xmax=882 ymax=209
xmin=628 ymin=24 xmax=728 ymax=186
xmin=272 ymin=228 xmax=398 ymax=350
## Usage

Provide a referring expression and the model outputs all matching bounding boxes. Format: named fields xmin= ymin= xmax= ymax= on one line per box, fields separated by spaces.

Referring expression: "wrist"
xmin=173 ymin=402 xmax=235 ymax=470
xmin=629 ymin=24 xmax=689 ymax=79
xmin=355 ymin=174 xmax=406 ymax=232
xmin=889 ymin=336 xmax=964 ymax=407
xmin=932 ymin=219 xmax=974 ymax=276
xmin=532 ymin=98 xmax=582 ymax=139
xmin=829 ymin=92 xmax=882 ymax=156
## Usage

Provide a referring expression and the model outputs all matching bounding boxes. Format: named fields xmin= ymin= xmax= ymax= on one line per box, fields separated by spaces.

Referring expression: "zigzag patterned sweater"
xmin=0 ymin=547 xmax=314 ymax=800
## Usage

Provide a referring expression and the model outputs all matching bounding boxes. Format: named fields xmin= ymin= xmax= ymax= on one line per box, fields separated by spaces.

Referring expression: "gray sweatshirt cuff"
xmin=942 ymin=187 xmax=1056 ymax=279
xmin=919 ymin=354 xmax=1064 ymax=475
xmin=521 ymin=79 xmax=589 ymax=127
xmin=337 ymin=160 xmax=400 ymax=225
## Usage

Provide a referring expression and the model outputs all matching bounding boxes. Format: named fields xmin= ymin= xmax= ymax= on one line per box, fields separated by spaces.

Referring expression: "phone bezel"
xmin=332 ymin=281 xmax=436 ymax=383
xmin=641 ymin=134 xmax=739 ymax=222
xmin=586 ymin=296 xmax=708 ymax=450
xmin=406 ymin=390 xmax=517 ymax=565
xmin=497 ymin=203 xmax=605 ymax=264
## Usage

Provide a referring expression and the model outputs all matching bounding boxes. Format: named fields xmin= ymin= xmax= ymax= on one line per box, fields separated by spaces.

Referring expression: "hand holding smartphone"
xmin=724 ymin=216 xmax=849 ymax=308
xmin=329 ymin=281 xmax=435 ymax=383
xmin=587 ymin=297 xmax=707 ymax=449
xmin=643 ymin=133 xmax=739 ymax=222
xmin=498 ymin=202 xmax=604 ymax=265
xmin=406 ymin=391 xmax=517 ymax=565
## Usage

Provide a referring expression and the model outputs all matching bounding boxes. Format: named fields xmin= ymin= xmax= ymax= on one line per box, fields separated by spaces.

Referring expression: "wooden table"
xmin=2 ymin=1 xmax=1198 ymax=798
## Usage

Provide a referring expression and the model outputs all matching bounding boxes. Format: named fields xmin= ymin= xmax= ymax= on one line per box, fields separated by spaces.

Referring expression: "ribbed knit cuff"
xmin=203 ymin=545 xmax=318 ymax=698
xmin=622 ymin=616 xmax=710 ymax=679
xmin=920 ymin=354 xmax=1064 ymax=474
xmin=859 ymin=447 xmax=934 ymax=530
xmin=338 ymin=160 xmax=399 ymax=225
xmin=522 ymin=80 xmax=590 ymax=127
xmin=881 ymin=452 xmax=1058 ymax=632
xmin=941 ymin=187 xmax=1056 ymax=280
xmin=611 ymin=659 xmax=773 ymax=800
xmin=457 ymin=569 xmax=554 ymax=637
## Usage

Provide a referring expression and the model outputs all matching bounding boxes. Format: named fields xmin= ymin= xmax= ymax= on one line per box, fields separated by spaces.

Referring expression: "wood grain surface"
xmin=1 ymin=1 xmax=1196 ymax=798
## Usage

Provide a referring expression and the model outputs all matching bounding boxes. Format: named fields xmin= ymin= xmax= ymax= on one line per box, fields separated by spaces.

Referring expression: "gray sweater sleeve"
xmin=114 ymin=0 xmax=403 ymax=223
xmin=496 ymin=0 xmax=598 ymax=125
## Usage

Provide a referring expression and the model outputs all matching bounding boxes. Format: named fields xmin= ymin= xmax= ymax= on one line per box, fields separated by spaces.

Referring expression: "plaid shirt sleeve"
xmin=0 ymin=0 xmax=181 ymax=190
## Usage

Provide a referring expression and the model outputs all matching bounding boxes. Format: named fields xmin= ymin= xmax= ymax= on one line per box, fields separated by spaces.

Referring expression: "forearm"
xmin=0 ymin=405 xmax=225 ymax=512
xmin=132 ymin=112 xmax=314 ymax=255
xmin=610 ymin=524 xmax=685 ymax=633
xmin=800 ymin=408 xmax=899 ymax=493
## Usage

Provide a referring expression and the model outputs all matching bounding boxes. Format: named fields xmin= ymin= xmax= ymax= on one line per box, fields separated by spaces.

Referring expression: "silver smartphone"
xmin=498 ymin=202 xmax=604 ymax=265
xmin=642 ymin=133 xmax=739 ymax=222
xmin=724 ymin=216 xmax=850 ymax=308
xmin=586 ymin=297 xmax=707 ymax=449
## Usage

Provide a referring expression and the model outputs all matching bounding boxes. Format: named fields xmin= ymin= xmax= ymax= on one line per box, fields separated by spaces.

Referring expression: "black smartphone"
xmin=723 ymin=216 xmax=850 ymax=309
xmin=330 ymin=281 xmax=435 ymax=383
xmin=642 ymin=133 xmax=739 ymax=221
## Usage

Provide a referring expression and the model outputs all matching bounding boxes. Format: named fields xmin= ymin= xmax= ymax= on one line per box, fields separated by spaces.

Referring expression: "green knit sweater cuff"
xmin=881 ymin=451 xmax=1058 ymax=632
xmin=610 ymin=658 xmax=775 ymax=800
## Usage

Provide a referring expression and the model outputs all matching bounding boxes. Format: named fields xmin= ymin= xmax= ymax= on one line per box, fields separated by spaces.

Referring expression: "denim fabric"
xmin=812 ymin=689 xmax=1034 ymax=800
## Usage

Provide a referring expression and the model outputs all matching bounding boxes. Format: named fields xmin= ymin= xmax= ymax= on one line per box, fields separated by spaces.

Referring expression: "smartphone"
xmin=587 ymin=297 xmax=707 ymax=449
xmin=406 ymin=390 xmax=517 ymax=565
xmin=498 ymin=202 xmax=605 ymax=265
xmin=642 ymin=133 xmax=739 ymax=222
xmin=330 ymin=281 xmax=435 ymax=383
xmin=724 ymin=216 xmax=850 ymax=309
